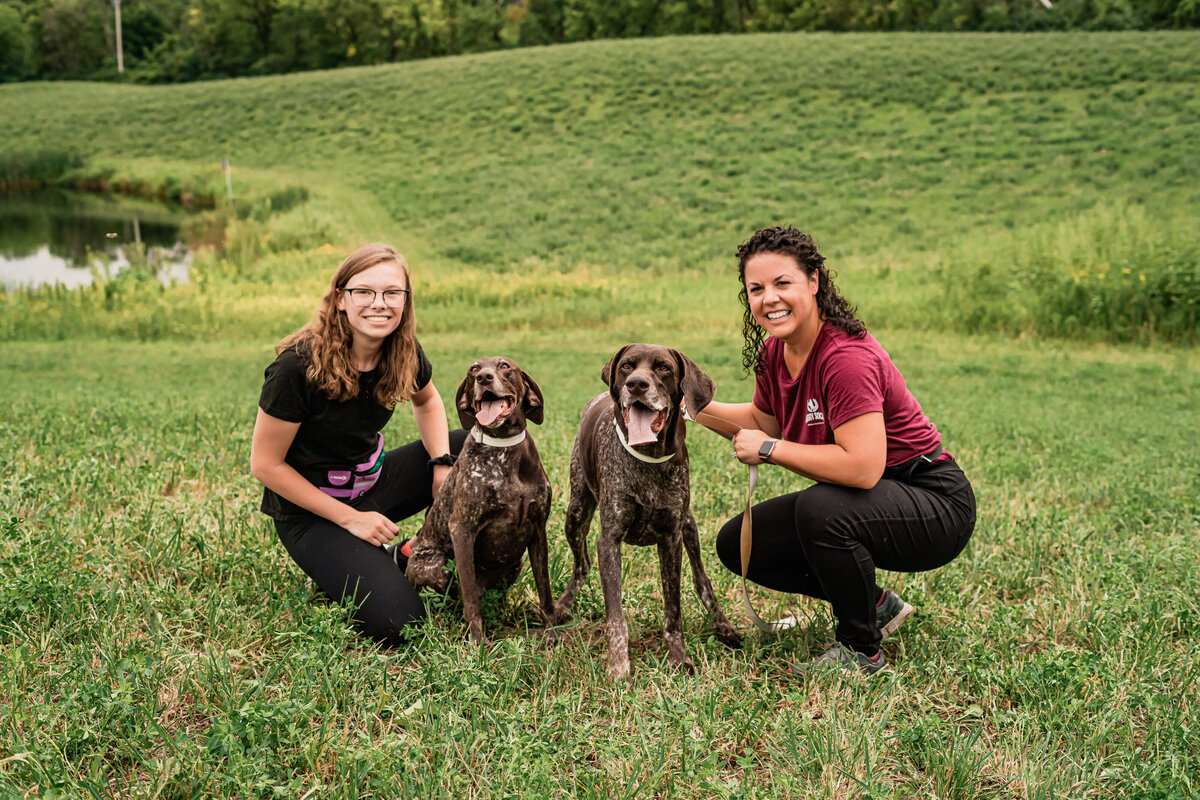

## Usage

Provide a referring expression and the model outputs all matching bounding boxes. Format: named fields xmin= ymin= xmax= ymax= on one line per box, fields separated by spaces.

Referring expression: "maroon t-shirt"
xmin=752 ymin=324 xmax=948 ymax=468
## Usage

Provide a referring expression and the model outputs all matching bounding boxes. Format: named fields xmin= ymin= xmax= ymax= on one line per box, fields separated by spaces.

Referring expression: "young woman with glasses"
xmin=251 ymin=243 xmax=466 ymax=647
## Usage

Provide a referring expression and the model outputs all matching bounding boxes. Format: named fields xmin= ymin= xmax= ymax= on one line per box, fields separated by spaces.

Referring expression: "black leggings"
xmin=715 ymin=458 xmax=975 ymax=655
xmin=274 ymin=429 xmax=469 ymax=648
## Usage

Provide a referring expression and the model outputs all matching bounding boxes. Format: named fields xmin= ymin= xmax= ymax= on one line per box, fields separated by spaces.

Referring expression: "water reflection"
xmin=0 ymin=190 xmax=192 ymax=290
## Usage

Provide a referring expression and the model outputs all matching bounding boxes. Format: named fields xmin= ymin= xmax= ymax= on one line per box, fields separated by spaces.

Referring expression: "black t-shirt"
xmin=258 ymin=342 xmax=433 ymax=521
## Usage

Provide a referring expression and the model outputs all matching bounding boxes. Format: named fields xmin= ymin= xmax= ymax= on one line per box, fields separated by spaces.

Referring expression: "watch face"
xmin=758 ymin=440 xmax=774 ymax=458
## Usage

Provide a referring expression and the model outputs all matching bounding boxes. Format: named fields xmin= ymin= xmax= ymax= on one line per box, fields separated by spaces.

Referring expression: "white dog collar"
xmin=471 ymin=427 xmax=526 ymax=447
xmin=613 ymin=418 xmax=674 ymax=464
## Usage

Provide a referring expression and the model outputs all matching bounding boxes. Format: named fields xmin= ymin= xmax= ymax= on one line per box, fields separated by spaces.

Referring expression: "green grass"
xmin=1 ymin=333 xmax=1196 ymax=797
xmin=1 ymin=30 xmax=1198 ymax=798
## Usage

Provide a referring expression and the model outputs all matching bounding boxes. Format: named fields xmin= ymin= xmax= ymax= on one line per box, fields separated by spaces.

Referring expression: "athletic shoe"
xmin=386 ymin=538 xmax=411 ymax=571
xmin=877 ymin=589 xmax=914 ymax=639
xmin=790 ymin=643 xmax=887 ymax=677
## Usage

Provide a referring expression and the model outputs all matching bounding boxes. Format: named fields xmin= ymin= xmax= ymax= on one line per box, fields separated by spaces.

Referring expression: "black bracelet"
xmin=428 ymin=453 xmax=457 ymax=468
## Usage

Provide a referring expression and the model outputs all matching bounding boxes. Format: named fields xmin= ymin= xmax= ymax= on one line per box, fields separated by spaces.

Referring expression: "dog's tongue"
xmin=476 ymin=398 xmax=507 ymax=427
xmin=626 ymin=405 xmax=659 ymax=446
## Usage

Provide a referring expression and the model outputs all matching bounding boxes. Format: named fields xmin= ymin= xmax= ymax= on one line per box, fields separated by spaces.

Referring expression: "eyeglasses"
xmin=343 ymin=287 xmax=410 ymax=307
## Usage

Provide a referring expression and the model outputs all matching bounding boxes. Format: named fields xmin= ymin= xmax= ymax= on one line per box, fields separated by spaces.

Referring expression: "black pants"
xmin=715 ymin=458 xmax=975 ymax=655
xmin=274 ymin=429 xmax=469 ymax=648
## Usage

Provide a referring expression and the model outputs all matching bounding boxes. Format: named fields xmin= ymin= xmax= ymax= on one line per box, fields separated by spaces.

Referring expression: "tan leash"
xmin=689 ymin=408 xmax=798 ymax=632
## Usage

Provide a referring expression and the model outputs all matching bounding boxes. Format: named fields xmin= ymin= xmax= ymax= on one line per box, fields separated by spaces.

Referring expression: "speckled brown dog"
xmin=553 ymin=344 xmax=742 ymax=679
xmin=405 ymin=357 xmax=554 ymax=645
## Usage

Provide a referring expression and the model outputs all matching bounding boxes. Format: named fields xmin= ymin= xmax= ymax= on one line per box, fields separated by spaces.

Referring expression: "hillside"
xmin=3 ymin=32 xmax=1197 ymax=278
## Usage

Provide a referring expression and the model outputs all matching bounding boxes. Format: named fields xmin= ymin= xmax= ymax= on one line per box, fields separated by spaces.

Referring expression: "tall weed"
xmin=0 ymin=150 xmax=83 ymax=189
xmin=940 ymin=205 xmax=1198 ymax=343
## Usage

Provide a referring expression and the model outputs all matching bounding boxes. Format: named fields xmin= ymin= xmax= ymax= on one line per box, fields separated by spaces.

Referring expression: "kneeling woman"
xmin=702 ymin=226 xmax=976 ymax=675
xmin=250 ymin=243 xmax=466 ymax=647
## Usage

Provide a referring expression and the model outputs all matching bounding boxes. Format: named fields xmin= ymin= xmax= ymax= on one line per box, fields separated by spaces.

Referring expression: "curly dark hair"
xmin=737 ymin=226 xmax=865 ymax=375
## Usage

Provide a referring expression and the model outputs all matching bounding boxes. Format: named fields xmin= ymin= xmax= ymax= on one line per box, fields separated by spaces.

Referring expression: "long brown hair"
xmin=736 ymin=226 xmax=865 ymax=376
xmin=277 ymin=243 xmax=419 ymax=407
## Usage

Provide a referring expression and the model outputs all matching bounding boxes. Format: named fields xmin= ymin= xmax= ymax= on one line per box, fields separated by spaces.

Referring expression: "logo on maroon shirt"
xmin=805 ymin=398 xmax=824 ymax=426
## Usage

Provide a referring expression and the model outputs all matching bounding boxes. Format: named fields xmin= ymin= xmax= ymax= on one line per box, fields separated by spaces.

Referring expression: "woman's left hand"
xmin=733 ymin=429 xmax=773 ymax=465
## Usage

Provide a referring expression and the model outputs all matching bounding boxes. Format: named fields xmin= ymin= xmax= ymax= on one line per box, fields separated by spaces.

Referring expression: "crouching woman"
xmin=250 ymin=243 xmax=466 ymax=647
xmin=701 ymin=226 xmax=976 ymax=675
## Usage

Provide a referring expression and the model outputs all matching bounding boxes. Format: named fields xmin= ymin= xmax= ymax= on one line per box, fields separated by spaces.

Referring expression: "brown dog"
xmin=553 ymin=344 xmax=742 ymax=678
xmin=405 ymin=357 xmax=555 ymax=645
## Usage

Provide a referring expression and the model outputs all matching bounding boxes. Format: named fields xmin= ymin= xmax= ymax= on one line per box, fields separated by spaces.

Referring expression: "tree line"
xmin=1 ymin=0 xmax=1196 ymax=83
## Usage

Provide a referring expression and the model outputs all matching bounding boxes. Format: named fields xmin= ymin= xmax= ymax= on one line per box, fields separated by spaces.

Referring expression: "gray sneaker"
xmin=877 ymin=589 xmax=914 ymax=639
xmin=792 ymin=642 xmax=887 ymax=677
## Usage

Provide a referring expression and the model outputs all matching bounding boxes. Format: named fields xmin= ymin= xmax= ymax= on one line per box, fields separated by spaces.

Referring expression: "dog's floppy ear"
xmin=601 ymin=345 xmax=631 ymax=398
xmin=673 ymin=349 xmax=715 ymax=419
xmin=520 ymin=370 xmax=544 ymax=425
xmin=455 ymin=373 xmax=477 ymax=429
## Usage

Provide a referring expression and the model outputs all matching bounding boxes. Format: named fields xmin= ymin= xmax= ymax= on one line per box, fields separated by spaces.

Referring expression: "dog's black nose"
xmin=476 ymin=369 xmax=495 ymax=383
xmin=626 ymin=374 xmax=650 ymax=392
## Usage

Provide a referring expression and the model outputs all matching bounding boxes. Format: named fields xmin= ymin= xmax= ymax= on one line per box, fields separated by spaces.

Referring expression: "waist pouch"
xmin=318 ymin=434 xmax=385 ymax=501
xmin=883 ymin=444 xmax=945 ymax=482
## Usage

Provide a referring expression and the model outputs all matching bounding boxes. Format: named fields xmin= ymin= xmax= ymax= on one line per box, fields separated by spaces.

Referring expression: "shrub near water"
xmin=0 ymin=150 xmax=83 ymax=189
xmin=940 ymin=205 xmax=1199 ymax=343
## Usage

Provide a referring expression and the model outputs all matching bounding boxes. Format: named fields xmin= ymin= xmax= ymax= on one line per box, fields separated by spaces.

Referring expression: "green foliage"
xmin=940 ymin=205 xmax=1199 ymax=343
xmin=26 ymin=0 xmax=112 ymax=77
xmin=6 ymin=0 xmax=1199 ymax=82
xmin=0 ymin=149 xmax=82 ymax=188
xmin=0 ymin=3 xmax=31 ymax=81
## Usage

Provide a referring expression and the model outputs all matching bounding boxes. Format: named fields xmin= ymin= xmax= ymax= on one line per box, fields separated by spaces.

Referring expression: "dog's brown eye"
xmin=655 ymin=362 xmax=671 ymax=372
xmin=620 ymin=361 xmax=634 ymax=371
xmin=469 ymin=365 xmax=480 ymax=373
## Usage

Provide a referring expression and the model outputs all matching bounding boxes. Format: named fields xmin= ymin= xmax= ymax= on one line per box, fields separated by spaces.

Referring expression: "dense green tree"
xmin=29 ymin=0 xmax=110 ymax=76
xmin=514 ymin=0 xmax=566 ymax=44
xmin=0 ymin=3 xmax=31 ymax=80
xmin=121 ymin=3 xmax=167 ymax=61
xmin=4 ymin=0 xmax=1195 ymax=82
xmin=1174 ymin=0 xmax=1200 ymax=23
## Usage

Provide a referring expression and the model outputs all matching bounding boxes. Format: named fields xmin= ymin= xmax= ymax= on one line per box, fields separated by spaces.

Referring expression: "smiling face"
xmin=335 ymin=260 xmax=410 ymax=347
xmin=743 ymin=252 xmax=820 ymax=344
xmin=455 ymin=356 xmax=544 ymax=432
xmin=468 ymin=357 xmax=519 ymax=430
xmin=604 ymin=344 xmax=682 ymax=447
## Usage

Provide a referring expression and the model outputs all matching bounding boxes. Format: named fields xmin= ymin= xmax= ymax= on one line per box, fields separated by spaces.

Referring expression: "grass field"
xmin=1 ymin=31 xmax=1198 ymax=798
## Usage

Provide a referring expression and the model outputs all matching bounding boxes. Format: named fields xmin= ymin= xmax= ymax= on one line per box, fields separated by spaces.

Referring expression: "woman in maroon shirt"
xmin=701 ymin=226 xmax=976 ymax=675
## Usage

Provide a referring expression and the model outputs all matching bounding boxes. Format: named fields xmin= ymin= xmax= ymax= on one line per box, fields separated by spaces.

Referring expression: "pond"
xmin=0 ymin=190 xmax=193 ymax=291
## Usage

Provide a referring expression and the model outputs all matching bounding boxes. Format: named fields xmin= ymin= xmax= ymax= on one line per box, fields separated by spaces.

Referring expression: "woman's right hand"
xmin=344 ymin=511 xmax=400 ymax=546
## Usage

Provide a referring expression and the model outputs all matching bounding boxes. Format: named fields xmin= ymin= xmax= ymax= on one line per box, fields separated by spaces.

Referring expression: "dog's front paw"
xmin=606 ymin=659 xmax=631 ymax=681
xmin=467 ymin=623 xmax=489 ymax=648
xmin=669 ymin=656 xmax=696 ymax=675
xmin=547 ymin=602 xmax=571 ymax=626
xmin=542 ymin=627 xmax=561 ymax=645
xmin=715 ymin=623 xmax=744 ymax=649
xmin=405 ymin=556 xmax=451 ymax=593
xmin=407 ymin=567 xmax=447 ymax=594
